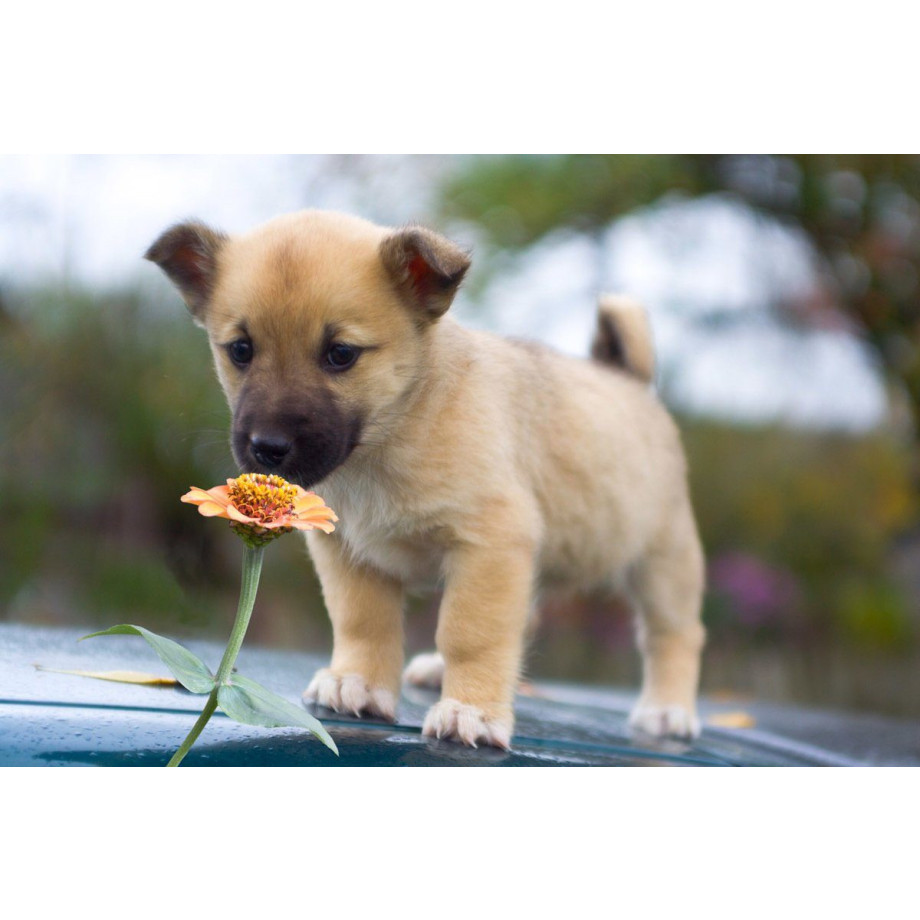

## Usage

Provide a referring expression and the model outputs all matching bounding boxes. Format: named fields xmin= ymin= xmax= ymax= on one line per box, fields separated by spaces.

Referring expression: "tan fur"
xmin=148 ymin=209 xmax=706 ymax=748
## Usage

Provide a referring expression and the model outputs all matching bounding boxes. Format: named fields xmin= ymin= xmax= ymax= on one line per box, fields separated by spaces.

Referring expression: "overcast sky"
xmin=0 ymin=154 xmax=888 ymax=432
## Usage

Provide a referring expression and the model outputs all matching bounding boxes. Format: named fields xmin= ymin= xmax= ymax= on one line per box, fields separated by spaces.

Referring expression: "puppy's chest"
xmin=322 ymin=476 xmax=449 ymax=588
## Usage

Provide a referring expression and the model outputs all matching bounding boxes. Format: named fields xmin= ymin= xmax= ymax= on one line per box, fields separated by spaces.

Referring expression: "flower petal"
xmin=292 ymin=492 xmax=326 ymax=513
xmin=258 ymin=518 xmax=294 ymax=530
xmin=224 ymin=504 xmax=259 ymax=525
xmin=182 ymin=485 xmax=232 ymax=508
xmin=181 ymin=487 xmax=216 ymax=505
xmin=294 ymin=493 xmax=338 ymax=518
xmin=290 ymin=518 xmax=336 ymax=533
xmin=196 ymin=500 xmax=232 ymax=518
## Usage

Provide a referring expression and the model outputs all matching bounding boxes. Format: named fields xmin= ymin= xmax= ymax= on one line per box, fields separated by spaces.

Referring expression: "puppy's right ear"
xmin=144 ymin=221 xmax=227 ymax=321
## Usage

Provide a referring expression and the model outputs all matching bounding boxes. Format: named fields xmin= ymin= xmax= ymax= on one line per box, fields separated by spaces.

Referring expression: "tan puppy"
xmin=146 ymin=210 xmax=705 ymax=749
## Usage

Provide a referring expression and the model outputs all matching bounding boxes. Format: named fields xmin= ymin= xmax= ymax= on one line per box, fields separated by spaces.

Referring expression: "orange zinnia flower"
xmin=182 ymin=473 xmax=337 ymax=545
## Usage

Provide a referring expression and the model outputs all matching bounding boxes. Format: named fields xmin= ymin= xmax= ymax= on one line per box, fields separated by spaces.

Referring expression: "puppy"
xmin=146 ymin=209 xmax=705 ymax=749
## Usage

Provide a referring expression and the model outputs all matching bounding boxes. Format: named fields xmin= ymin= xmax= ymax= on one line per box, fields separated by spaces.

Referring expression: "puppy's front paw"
xmin=403 ymin=651 xmax=444 ymax=689
xmin=422 ymin=698 xmax=512 ymax=751
xmin=303 ymin=669 xmax=397 ymax=722
xmin=629 ymin=701 xmax=700 ymax=740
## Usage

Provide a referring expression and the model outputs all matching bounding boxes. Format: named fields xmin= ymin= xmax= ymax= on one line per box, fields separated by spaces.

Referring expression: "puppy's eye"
xmin=227 ymin=338 xmax=253 ymax=367
xmin=325 ymin=342 xmax=360 ymax=371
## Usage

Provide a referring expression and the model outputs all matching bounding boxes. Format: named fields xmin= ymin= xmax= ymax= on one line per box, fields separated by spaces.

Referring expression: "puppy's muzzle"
xmin=232 ymin=411 xmax=361 ymax=488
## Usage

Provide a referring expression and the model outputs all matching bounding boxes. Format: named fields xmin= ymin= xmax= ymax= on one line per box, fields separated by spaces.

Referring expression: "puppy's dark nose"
xmin=250 ymin=435 xmax=292 ymax=469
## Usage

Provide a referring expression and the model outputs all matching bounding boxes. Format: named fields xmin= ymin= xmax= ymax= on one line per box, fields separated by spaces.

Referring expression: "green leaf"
xmin=218 ymin=674 xmax=338 ymax=754
xmin=80 ymin=625 xmax=215 ymax=694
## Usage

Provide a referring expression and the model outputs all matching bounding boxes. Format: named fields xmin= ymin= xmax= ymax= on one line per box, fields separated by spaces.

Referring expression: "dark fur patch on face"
xmin=144 ymin=221 xmax=228 ymax=318
xmin=231 ymin=382 xmax=362 ymax=488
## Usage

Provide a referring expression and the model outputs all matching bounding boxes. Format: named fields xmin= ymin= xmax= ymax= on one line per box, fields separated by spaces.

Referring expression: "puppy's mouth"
xmin=231 ymin=417 xmax=362 ymax=489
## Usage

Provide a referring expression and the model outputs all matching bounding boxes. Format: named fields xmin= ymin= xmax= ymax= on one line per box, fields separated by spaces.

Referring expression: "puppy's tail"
xmin=591 ymin=294 xmax=655 ymax=384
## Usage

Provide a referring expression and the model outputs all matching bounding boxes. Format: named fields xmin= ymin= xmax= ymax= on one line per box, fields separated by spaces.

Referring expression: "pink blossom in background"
xmin=709 ymin=552 xmax=802 ymax=627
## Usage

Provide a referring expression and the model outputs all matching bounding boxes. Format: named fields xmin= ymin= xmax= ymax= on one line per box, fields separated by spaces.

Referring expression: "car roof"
xmin=2 ymin=624 xmax=917 ymax=766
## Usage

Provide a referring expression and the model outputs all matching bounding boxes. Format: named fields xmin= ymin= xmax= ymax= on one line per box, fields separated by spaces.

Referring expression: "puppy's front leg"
xmin=423 ymin=541 xmax=535 ymax=750
xmin=303 ymin=532 xmax=404 ymax=722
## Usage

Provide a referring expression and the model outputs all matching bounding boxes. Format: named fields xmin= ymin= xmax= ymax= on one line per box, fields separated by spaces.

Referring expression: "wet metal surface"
xmin=2 ymin=624 xmax=916 ymax=766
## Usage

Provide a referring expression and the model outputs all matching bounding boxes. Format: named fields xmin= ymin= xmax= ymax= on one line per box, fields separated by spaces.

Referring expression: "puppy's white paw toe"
xmin=422 ymin=698 xmax=512 ymax=750
xmin=303 ymin=669 xmax=397 ymax=721
xmin=403 ymin=652 xmax=445 ymax=689
xmin=629 ymin=701 xmax=701 ymax=740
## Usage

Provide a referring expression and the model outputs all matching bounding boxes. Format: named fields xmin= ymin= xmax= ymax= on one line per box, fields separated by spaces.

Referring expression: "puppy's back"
xmin=432 ymin=318 xmax=690 ymax=586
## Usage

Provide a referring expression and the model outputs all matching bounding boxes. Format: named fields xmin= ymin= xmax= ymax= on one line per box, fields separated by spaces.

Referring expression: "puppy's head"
xmin=146 ymin=210 xmax=470 ymax=487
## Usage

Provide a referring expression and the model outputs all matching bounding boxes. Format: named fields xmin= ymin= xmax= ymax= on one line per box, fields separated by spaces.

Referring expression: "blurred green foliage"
xmin=0 ymin=286 xmax=328 ymax=646
xmin=442 ymin=155 xmax=697 ymax=247
xmin=682 ymin=421 xmax=917 ymax=650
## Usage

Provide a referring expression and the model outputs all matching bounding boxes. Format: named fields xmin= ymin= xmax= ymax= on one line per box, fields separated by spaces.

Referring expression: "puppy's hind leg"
xmin=403 ymin=651 xmax=445 ymax=689
xmin=628 ymin=503 xmax=706 ymax=739
xmin=405 ymin=605 xmax=539 ymax=691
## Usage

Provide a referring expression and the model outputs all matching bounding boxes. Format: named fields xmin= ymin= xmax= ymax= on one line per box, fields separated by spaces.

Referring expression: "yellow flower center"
xmin=228 ymin=473 xmax=298 ymax=524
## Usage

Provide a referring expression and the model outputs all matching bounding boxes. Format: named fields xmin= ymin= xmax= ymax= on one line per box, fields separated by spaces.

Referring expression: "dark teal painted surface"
xmin=4 ymin=623 xmax=915 ymax=766
xmin=0 ymin=699 xmax=735 ymax=767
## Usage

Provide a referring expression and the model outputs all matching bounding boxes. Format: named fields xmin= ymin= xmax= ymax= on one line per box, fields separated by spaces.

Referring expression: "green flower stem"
xmin=215 ymin=543 xmax=265 ymax=684
xmin=167 ymin=544 xmax=265 ymax=767
xmin=166 ymin=691 xmax=218 ymax=767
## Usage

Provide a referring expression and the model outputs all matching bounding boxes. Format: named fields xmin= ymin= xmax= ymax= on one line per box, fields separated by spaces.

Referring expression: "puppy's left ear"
xmin=144 ymin=221 xmax=228 ymax=323
xmin=380 ymin=226 xmax=471 ymax=321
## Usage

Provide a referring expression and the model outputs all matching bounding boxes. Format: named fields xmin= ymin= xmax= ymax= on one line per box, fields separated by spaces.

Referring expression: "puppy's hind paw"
xmin=303 ymin=669 xmax=397 ymax=722
xmin=629 ymin=701 xmax=701 ymax=740
xmin=422 ymin=699 xmax=512 ymax=751
xmin=403 ymin=651 xmax=444 ymax=689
